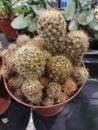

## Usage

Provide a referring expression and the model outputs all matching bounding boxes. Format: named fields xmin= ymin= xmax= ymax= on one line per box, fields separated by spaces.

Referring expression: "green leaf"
xmin=64 ymin=0 xmax=75 ymax=21
xmin=68 ymin=20 xmax=79 ymax=31
xmin=12 ymin=0 xmax=29 ymax=8
xmin=78 ymin=9 xmax=94 ymax=25
xmin=30 ymin=5 xmax=42 ymax=15
xmin=89 ymin=19 xmax=98 ymax=31
xmin=11 ymin=13 xmax=32 ymax=29
xmin=28 ymin=19 xmax=36 ymax=32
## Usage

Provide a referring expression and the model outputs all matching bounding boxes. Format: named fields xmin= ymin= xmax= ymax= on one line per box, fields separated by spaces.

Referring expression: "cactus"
xmin=31 ymin=36 xmax=44 ymax=50
xmin=2 ymin=43 xmax=17 ymax=69
xmin=72 ymin=66 xmax=89 ymax=85
xmin=3 ymin=9 xmax=89 ymax=106
xmin=46 ymin=82 xmax=61 ymax=98
xmin=16 ymin=34 xmax=30 ymax=46
xmin=37 ymin=9 xmax=66 ymax=55
xmin=21 ymin=79 xmax=43 ymax=105
xmin=1 ymin=66 xmax=11 ymax=79
xmin=47 ymin=55 xmax=72 ymax=82
xmin=62 ymin=78 xmax=77 ymax=96
xmin=56 ymin=92 xmax=68 ymax=103
xmin=65 ymin=30 xmax=89 ymax=65
xmin=43 ymin=50 xmax=52 ymax=63
xmin=40 ymin=77 xmax=50 ymax=88
xmin=8 ymin=75 xmax=25 ymax=89
xmin=42 ymin=97 xmax=54 ymax=106
xmin=15 ymin=44 xmax=46 ymax=79
xmin=14 ymin=88 xmax=23 ymax=99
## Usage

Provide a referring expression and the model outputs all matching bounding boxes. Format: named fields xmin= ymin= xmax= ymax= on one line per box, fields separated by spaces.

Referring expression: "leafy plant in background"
xmin=64 ymin=0 xmax=98 ymax=40
xmin=11 ymin=0 xmax=56 ymax=32
xmin=0 ymin=0 xmax=17 ymax=20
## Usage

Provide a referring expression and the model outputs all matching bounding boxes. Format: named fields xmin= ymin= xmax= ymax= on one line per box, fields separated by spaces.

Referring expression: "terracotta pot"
xmin=0 ymin=20 xmax=18 ymax=41
xmin=3 ymin=77 xmax=84 ymax=117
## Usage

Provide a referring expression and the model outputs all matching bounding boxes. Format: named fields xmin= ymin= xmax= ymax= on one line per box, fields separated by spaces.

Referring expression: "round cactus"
xmin=47 ymin=55 xmax=72 ymax=82
xmin=3 ymin=43 xmax=17 ymax=68
xmin=15 ymin=45 xmax=46 ymax=79
xmin=46 ymin=82 xmax=61 ymax=98
xmin=16 ymin=34 xmax=30 ymax=46
xmin=65 ymin=30 xmax=89 ymax=65
xmin=22 ymin=79 xmax=43 ymax=105
xmin=62 ymin=78 xmax=77 ymax=96
xmin=72 ymin=66 xmax=89 ymax=85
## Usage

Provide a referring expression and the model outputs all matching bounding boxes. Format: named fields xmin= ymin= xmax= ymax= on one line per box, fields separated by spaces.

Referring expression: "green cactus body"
xmin=65 ymin=30 xmax=89 ymax=65
xmin=37 ymin=9 xmax=66 ymax=55
xmin=15 ymin=45 xmax=46 ymax=79
xmin=16 ymin=34 xmax=30 ymax=47
xmin=62 ymin=78 xmax=77 ymax=96
xmin=22 ymin=79 xmax=43 ymax=105
xmin=46 ymin=82 xmax=61 ymax=98
xmin=47 ymin=55 xmax=72 ymax=82
xmin=73 ymin=66 xmax=89 ymax=85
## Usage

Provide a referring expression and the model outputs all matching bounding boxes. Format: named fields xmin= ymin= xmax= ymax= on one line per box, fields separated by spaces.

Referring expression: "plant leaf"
xmin=78 ymin=9 xmax=94 ymax=25
xmin=28 ymin=19 xmax=36 ymax=32
xmin=68 ymin=20 xmax=79 ymax=31
xmin=12 ymin=0 xmax=29 ymax=8
xmin=11 ymin=13 xmax=32 ymax=29
xmin=64 ymin=0 xmax=75 ymax=21
xmin=89 ymin=19 xmax=98 ymax=31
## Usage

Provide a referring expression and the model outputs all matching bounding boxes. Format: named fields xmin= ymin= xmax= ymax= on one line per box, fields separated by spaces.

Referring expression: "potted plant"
xmin=64 ymin=0 xmax=98 ymax=49
xmin=0 ymin=0 xmax=19 ymax=41
xmin=11 ymin=0 xmax=57 ymax=34
xmin=1 ymin=9 xmax=89 ymax=117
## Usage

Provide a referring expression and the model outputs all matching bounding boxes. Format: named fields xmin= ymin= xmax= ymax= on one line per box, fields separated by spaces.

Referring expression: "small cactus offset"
xmin=72 ymin=66 xmax=89 ymax=85
xmin=21 ymin=79 xmax=43 ymax=105
xmin=16 ymin=34 xmax=30 ymax=47
xmin=47 ymin=55 xmax=72 ymax=82
xmin=62 ymin=78 xmax=77 ymax=96
xmin=1 ymin=9 xmax=89 ymax=106
xmin=46 ymin=82 xmax=61 ymax=98
xmin=65 ymin=30 xmax=89 ymax=65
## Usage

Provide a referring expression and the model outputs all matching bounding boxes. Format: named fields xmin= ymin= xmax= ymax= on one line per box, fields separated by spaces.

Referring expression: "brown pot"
xmin=0 ymin=58 xmax=11 ymax=115
xmin=0 ymin=78 xmax=11 ymax=115
xmin=0 ymin=20 xmax=18 ymax=41
xmin=3 ymin=77 xmax=84 ymax=117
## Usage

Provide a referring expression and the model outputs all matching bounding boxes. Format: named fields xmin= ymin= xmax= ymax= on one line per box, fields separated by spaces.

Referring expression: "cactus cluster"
xmin=1 ymin=9 xmax=89 ymax=106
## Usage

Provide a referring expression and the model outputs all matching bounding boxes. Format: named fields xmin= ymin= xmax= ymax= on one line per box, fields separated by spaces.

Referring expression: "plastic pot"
xmin=3 ymin=77 xmax=84 ymax=117
xmin=0 ymin=20 xmax=18 ymax=41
